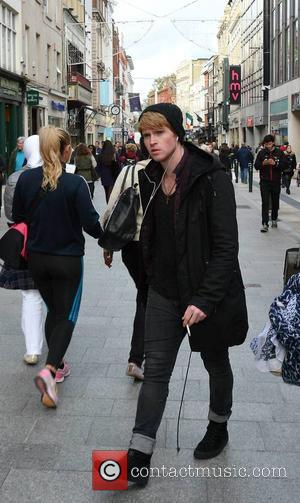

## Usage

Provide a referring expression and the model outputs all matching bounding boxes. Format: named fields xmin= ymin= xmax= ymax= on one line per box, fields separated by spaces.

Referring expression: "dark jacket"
xmin=75 ymin=155 xmax=93 ymax=182
xmin=98 ymin=159 xmax=119 ymax=187
xmin=138 ymin=142 xmax=248 ymax=351
xmin=236 ymin=146 xmax=253 ymax=169
xmin=254 ymin=147 xmax=287 ymax=183
xmin=283 ymin=152 xmax=297 ymax=175
xmin=12 ymin=167 xmax=103 ymax=256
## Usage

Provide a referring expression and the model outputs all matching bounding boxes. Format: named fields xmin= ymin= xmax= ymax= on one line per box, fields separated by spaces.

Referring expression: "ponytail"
xmin=39 ymin=126 xmax=70 ymax=190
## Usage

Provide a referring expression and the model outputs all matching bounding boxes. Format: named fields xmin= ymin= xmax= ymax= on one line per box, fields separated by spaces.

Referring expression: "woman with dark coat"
xmin=126 ymin=103 xmax=248 ymax=487
xmin=75 ymin=143 xmax=97 ymax=198
xmin=98 ymin=140 xmax=120 ymax=202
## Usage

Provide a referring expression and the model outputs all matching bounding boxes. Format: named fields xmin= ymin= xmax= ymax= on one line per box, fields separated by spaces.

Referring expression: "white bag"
xmin=250 ymin=322 xmax=286 ymax=373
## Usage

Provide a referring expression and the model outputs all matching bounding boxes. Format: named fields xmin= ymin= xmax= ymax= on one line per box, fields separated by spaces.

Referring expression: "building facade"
xmin=22 ymin=0 xmax=67 ymax=135
xmin=176 ymin=58 xmax=208 ymax=131
xmin=92 ymin=0 xmax=114 ymax=143
xmin=0 ymin=0 xmax=25 ymax=163
xmin=269 ymin=0 xmax=300 ymax=158
xmin=240 ymin=0 xmax=267 ymax=148
xmin=64 ymin=0 xmax=92 ymax=144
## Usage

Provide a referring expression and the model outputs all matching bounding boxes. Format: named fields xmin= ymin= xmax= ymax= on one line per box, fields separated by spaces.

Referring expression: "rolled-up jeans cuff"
xmin=129 ymin=433 xmax=156 ymax=455
xmin=208 ymin=407 xmax=231 ymax=423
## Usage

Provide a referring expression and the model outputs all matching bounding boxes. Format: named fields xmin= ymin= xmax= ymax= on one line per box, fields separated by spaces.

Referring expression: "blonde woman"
xmin=12 ymin=126 xmax=103 ymax=408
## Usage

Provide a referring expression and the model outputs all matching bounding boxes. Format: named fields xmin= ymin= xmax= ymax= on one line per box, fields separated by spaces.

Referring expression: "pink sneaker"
xmin=55 ymin=362 xmax=71 ymax=383
xmin=34 ymin=368 xmax=58 ymax=408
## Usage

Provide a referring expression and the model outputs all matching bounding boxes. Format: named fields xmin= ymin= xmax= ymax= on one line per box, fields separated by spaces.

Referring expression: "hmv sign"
xmin=229 ymin=65 xmax=241 ymax=105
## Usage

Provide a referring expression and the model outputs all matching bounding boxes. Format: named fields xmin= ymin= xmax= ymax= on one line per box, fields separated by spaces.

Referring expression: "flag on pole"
xmin=129 ymin=93 xmax=142 ymax=112
xmin=186 ymin=112 xmax=193 ymax=129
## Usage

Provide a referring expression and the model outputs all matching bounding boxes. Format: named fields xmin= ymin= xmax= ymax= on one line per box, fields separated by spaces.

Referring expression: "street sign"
xmin=27 ymin=90 xmax=39 ymax=106
xmin=112 ymin=127 xmax=122 ymax=132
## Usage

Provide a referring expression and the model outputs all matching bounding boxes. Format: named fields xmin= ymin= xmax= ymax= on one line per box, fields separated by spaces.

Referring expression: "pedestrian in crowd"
xmin=236 ymin=143 xmax=254 ymax=184
xmin=8 ymin=137 xmax=27 ymax=176
xmin=254 ymin=134 xmax=287 ymax=233
xmin=255 ymin=142 xmax=263 ymax=154
xmin=0 ymin=136 xmax=44 ymax=365
xmin=0 ymin=154 xmax=6 ymax=217
xmin=280 ymin=141 xmax=289 ymax=152
xmin=12 ymin=126 xmax=103 ymax=408
xmin=98 ymin=140 xmax=120 ymax=202
xmin=102 ymin=151 xmax=151 ymax=381
xmin=219 ymin=143 xmax=232 ymax=179
xmin=282 ymin=145 xmax=297 ymax=195
xmin=212 ymin=141 xmax=219 ymax=156
xmin=119 ymin=143 xmax=140 ymax=166
xmin=88 ymin=144 xmax=97 ymax=161
xmin=231 ymin=145 xmax=240 ymax=183
xmin=75 ymin=143 xmax=97 ymax=199
xmin=126 ymin=103 xmax=248 ymax=487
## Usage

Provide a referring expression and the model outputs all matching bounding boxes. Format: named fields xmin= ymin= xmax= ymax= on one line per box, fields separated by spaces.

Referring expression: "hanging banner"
xmin=229 ymin=65 xmax=241 ymax=105
xmin=129 ymin=93 xmax=142 ymax=112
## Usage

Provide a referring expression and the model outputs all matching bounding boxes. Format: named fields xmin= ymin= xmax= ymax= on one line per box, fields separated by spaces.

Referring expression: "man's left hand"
xmin=182 ymin=305 xmax=207 ymax=327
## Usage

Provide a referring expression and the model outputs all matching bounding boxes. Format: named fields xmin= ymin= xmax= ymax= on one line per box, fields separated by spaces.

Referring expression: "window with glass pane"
xmin=294 ymin=18 xmax=299 ymax=76
xmin=278 ymin=32 xmax=283 ymax=82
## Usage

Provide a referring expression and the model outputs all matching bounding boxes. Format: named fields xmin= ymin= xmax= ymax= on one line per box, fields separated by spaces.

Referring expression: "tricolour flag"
xmin=186 ymin=112 xmax=193 ymax=129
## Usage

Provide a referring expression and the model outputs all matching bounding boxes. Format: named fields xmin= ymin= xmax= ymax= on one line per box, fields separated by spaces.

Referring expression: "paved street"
xmin=0 ymin=176 xmax=300 ymax=503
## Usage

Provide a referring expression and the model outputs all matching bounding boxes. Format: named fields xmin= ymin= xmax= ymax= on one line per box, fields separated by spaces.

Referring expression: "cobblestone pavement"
xmin=0 ymin=177 xmax=299 ymax=502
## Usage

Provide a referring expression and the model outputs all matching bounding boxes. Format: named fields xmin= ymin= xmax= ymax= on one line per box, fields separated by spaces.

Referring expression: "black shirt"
xmin=150 ymin=187 xmax=180 ymax=300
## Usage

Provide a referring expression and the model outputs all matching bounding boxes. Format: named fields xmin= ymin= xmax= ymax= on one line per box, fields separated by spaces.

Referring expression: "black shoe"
xmin=194 ymin=421 xmax=229 ymax=460
xmin=127 ymin=449 xmax=152 ymax=487
xmin=286 ymin=188 xmax=290 ymax=195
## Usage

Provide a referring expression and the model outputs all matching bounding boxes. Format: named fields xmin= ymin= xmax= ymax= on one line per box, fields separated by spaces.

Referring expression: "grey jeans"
xmin=130 ymin=287 xmax=234 ymax=455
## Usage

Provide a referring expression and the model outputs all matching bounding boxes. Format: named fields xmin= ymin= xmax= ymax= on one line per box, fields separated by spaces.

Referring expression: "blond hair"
xmin=138 ymin=111 xmax=175 ymax=135
xmin=125 ymin=143 xmax=138 ymax=153
xmin=39 ymin=126 xmax=70 ymax=190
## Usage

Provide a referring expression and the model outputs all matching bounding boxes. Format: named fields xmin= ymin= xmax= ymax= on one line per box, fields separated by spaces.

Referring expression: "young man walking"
xmin=126 ymin=103 xmax=248 ymax=486
xmin=254 ymin=134 xmax=287 ymax=233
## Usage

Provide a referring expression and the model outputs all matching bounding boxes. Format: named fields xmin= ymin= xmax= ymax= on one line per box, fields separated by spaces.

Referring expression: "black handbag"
xmin=99 ymin=164 xmax=140 ymax=252
xmin=283 ymin=247 xmax=300 ymax=285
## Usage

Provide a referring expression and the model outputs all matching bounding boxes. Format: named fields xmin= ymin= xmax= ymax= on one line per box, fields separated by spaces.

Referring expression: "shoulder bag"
xmin=98 ymin=164 xmax=140 ymax=252
xmin=0 ymin=189 xmax=45 ymax=269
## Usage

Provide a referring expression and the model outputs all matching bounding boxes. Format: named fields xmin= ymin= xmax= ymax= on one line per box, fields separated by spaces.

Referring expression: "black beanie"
xmin=139 ymin=103 xmax=186 ymax=142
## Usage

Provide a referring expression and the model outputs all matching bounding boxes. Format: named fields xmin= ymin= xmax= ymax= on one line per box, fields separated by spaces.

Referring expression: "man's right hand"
xmin=103 ymin=250 xmax=113 ymax=268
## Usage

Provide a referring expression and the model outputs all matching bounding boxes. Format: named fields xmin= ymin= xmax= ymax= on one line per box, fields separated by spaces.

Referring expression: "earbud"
xmin=176 ymin=137 xmax=179 ymax=141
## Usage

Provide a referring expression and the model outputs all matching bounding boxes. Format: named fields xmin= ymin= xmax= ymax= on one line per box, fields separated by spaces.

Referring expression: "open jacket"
xmin=254 ymin=147 xmax=287 ymax=183
xmin=138 ymin=142 xmax=248 ymax=350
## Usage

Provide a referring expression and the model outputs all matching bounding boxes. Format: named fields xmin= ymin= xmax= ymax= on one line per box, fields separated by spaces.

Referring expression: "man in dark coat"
xmin=127 ymin=103 xmax=248 ymax=487
xmin=254 ymin=134 xmax=287 ymax=233
xmin=236 ymin=144 xmax=253 ymax=184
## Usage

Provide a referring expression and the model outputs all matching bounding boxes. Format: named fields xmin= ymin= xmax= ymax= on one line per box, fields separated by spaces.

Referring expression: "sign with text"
xmin=27 ymin=90 xmax=39 ymax=106
xmin=229 ymin=65 xmax=241 ymax=105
